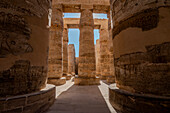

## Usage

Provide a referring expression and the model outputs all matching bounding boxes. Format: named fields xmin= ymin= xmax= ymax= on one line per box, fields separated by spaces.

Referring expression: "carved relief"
xmin=0 ymin=0 xmax=51 ymax=18
xmin=110 ymin=0 xmax=170 ymax=38
xmin=0 ymin=12 xmax=33 ymax=57
xmin=0 ymin=60 xmax=47 ymax=96
xmin=114 ymin=42 xmax=170 ymax=95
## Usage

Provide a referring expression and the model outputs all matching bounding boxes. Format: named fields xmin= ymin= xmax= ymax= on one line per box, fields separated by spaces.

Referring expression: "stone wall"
xmin=0 ymin=84 xmax=55 ymax=113
xmin=0 ymin=0 xmax=51 ymax=96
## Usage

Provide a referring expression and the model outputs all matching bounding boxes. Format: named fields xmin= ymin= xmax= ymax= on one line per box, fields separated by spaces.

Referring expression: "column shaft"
xmin=62 ymin=28 xmax=68 ymax=77
xmin=109 ymin=0 xmax=170 ymax=112
xmin=0 ymin=0 xmax=51 ymax=96
xmin=95 ymin=39 xmax=101 ymax=77
xmin=99 ymin=29 xmax=110 ymax=80
xmin=48 ymin=5 xmax=66 ymax=85
xmin=68 ymin=44 xmax=76 ymax=77
xmin=75 ymin=9 xmax=100 ymax=85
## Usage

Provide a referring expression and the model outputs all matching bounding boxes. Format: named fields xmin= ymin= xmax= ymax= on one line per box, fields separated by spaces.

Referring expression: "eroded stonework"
xmin=0 ymin=60 xmax=47 ymax=97
xmin=0 ymin=0 xmax=51 ymax=97
xmin=115 ymin=42 xmax=170 ymax=96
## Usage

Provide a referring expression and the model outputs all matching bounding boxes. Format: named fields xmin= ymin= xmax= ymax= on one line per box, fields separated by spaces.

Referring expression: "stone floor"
xmin=46 ymin=78 xmax=117 ymax=113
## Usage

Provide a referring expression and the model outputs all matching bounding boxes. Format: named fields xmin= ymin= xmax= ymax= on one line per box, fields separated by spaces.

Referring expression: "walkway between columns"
xmin=46 ymin=79 xmax=115 ymax=113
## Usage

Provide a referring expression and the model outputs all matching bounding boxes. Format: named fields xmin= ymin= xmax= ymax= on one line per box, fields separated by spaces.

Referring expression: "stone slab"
xmin=48 ymin=77 xmax=66 ymax=86
xmin=109 ymin=84 xmax=170 ymax=113
xmin=0 ymin=84 xmax=56 ymax=113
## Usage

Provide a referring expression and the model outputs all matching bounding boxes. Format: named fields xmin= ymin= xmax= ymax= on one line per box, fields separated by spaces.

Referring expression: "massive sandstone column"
xmin=75 ymin=6 xmax=100 ymax=85
xmin=68 ymin=44 xmax=76 ymax=78
xmin=95 ymin=39 xmax=101 ymax=77
xmin=62 ymin=28 xmax=68 ymax=78
xmin=109 ymin=0 xmax=170 ymax=113
xmin=106 ymin=13 xmax=115 ymax=83
xmin=48 ymin=4 xmax=66 ymax=85
xmin=0 ymin=0 xmax=55 ymax=112
xmin=99 ymin=28 xmax=111 ymax=80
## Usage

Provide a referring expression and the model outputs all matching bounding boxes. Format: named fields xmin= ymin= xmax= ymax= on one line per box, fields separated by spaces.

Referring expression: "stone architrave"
xmin=62 ymin=28 xmax=69 ymax=78
xmin=48 ymin=4 xmax=66 ymax=86
xmin=75 ymin=6 xmax=100 ymax=85
xmin=109 ymin=0 xmax=170 ymax=113
xmin=68 ymin=44 xmax=76 ymax=79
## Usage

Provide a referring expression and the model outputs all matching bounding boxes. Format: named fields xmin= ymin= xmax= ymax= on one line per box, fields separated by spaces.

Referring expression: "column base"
xmin=106 ymin=76 xmax=115 ymax=84
xmin=0 ymin=84 xmax=55 ymax=113
xmin=66 ymin=74 xmax=72 ymax=80
xmin=100 ymin=76 xmax=107 ymax=80
xmin=109 ymin=84 xmax=170 ymax=113
xmin=74 ymin=76 xmax=100 ymax=85
xmin=48 ymin=77 xmax=66 ymax=86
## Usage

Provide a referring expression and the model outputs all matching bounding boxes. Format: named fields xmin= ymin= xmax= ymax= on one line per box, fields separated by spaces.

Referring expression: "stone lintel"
xmin=52 ymin=0 xmax=110 ymax=13
xmin=81 ymin=4 xmax=93 ymax=10
xmin=64 ymin=18 xmax=108 ymax=29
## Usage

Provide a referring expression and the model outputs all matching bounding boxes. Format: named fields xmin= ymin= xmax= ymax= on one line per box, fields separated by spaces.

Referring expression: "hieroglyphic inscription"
xmin=0 ymin=60 xmax=47 ymax=96
xmin=0 ymin=12 xmax=33 ymax=57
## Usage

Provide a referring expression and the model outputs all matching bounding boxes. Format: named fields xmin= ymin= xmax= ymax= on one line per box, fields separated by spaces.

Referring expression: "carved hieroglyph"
xmin=109 ymin=0 xmax=170 ymax=112
xmin=0 ymin=0 xmax=51 ymax=96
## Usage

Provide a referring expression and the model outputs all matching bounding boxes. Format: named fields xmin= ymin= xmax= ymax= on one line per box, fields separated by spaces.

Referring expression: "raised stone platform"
xmin=48 ymin=77 xmax=66 ymax=86
xmin=74 ymin=76 xmax=100 ymax=85
xmin=109 ymin=84 xmax=170 ymax=113
xmin=0 ymin=84 xmax=56 ymax=113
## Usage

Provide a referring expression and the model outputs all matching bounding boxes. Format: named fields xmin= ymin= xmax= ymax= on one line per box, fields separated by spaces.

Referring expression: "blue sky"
xmin=64 ymin=13 xmax=107 ymax=57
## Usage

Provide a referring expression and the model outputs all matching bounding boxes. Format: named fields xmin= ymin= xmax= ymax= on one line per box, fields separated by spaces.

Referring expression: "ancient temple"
xmin=0 ymin=0 xmax=169 ymax=113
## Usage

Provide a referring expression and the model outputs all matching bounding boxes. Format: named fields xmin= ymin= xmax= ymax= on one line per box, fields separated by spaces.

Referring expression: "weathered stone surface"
xmin=62 ymin=28 xmax=69 ymax=77
xmin=48 ymin=4 xmax=64 ymax=85
xmin=0 ymin=0 xmax=51 ymax=97
xmin=109 ymin=84 xmax=170 ymax=113
xmin=95 ymin=39 xmax=101 ymax=77
xmin=48 ymin=77 xmax=66 ymax=86
xmin=68 ymin=44 xmax=76 ymax=76
xmin=52 ymin=0 xmax=110 ymax=13
xmin=0 ymin=84 xmax=55 ymax=113
xmin=76 ymin=8 xmax=99 ymax=85
xmin=99 ymin=29 xmax=111 ymax=80
xmin=110 ymin=0 xmax=170 ymax=112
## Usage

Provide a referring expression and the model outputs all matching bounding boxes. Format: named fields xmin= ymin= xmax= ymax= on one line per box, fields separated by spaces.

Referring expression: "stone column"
xmin=109 ymin=0 xmax=170 ymax=113
xmin=0 ymin=0 xmax=52 ymax=97
xmin=48 ymin=4 xmax=66 ymax=85
xmin=99 ymin=28 xmax=110 ymax=80
xmin=106 ymin=13 xmax=115 ymax=83
xmin=68 ymin=44 xmax=76 ymax=79
xmin=75 ymin=6 xmax=100 ymax=85
xmin=62 ymin=28 xmax=68 ymax=78
xmin=95 ymin=39 xmax=101 ymax=77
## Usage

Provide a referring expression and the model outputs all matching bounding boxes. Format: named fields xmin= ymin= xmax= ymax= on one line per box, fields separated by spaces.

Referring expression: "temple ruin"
xmin=0 ymin=0 xmax=169 ymax=113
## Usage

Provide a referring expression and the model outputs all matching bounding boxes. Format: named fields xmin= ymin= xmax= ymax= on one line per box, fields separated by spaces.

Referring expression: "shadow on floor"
xmin=46 ymin=85 xmax=111 ymax=113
